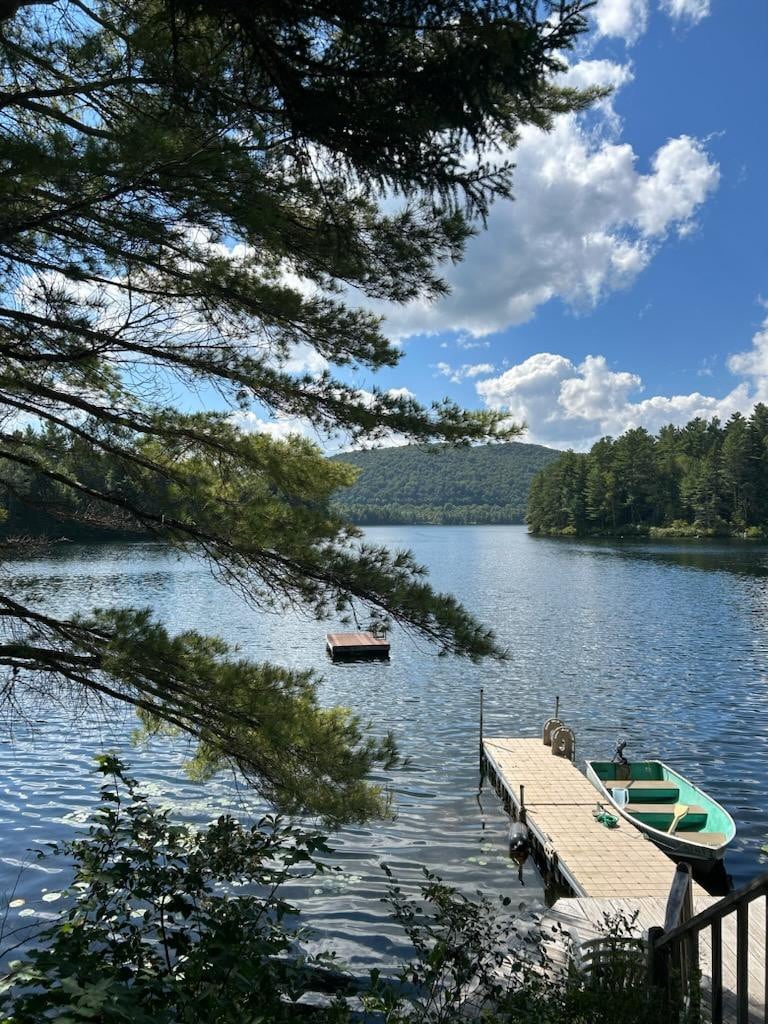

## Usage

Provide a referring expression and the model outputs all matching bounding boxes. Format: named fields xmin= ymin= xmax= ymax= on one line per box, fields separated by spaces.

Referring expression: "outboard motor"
xmin=611 ymin=740 xmax=630 ymax=780
xmin=612 ymin=741 xmax=629 ymax=766
xmin=508 ymin=822 xmax=530 ymax=885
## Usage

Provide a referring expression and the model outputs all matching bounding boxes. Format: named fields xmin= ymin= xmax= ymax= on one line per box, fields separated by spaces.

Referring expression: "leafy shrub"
xmin=0 ymin=755 xmax=343 ymax=1023
xmin=369 ymin=870 xmax=673 ymax=1024
xmin=1 ymin=760 xmax=687 ymax=1024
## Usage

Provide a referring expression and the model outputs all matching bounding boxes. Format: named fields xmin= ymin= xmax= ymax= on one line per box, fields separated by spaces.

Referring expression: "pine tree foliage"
xmin=0 ymin=0 xmax=596 ymax=819
xmin=527 ymin=409 xmax=768 ymax=538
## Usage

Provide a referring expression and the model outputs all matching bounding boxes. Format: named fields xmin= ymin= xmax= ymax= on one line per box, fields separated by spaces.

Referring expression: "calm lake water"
xmin=2 ymin=526 xmax=768 ymax=966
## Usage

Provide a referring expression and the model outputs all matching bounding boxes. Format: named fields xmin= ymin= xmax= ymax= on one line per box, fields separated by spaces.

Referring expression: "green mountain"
xmin=331 ymin=442 xmax=559 ymax=525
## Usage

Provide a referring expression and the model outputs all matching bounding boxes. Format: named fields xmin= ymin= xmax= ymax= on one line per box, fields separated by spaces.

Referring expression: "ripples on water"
xmin=1 ymin=527 xmax=768 ymax=966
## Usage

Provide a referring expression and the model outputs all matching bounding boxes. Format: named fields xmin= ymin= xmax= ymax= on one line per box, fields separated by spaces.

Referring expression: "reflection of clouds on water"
xmin=1 ymin=532 xmax=767 ymax=966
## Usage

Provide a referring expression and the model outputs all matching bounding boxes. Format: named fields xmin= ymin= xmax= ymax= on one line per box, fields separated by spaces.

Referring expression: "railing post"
xmin=648 ymin=925 xmax=670 ymax=996
xmin=711 ymin=917 xmax=723 ymax=1024
xmin=737 ymin=901 xmax=749 ymax=1024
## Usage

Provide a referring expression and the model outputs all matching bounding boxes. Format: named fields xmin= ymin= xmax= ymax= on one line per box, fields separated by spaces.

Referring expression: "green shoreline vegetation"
xmin=331 ymin=442 xmax=560 ymax=525
xmin=527 ymin=408 xmax=768 ymax=539
xmin=0 ymin=433 xmax=559 ymax=539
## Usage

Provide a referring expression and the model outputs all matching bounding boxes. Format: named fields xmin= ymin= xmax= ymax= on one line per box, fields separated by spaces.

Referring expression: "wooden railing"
xmin=648 ymin=863 xmax=768 ymax=1023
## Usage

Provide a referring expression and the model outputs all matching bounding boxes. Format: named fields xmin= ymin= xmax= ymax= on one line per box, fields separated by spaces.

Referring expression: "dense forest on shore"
xmin=332 ymin=442 xmax=559 ymax=524
xmin=527 ymin=406 xmax=768 ymax=537
xmin=0 ymin=425 xmax=181 ymax=542
xmin=0 ymin=430 xmax=559 ymax=540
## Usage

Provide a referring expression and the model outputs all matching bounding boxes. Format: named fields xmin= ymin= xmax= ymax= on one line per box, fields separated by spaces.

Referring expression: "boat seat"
xmin=607 ymin=780 xmax=679 ymax=801
xmin=624 ymin=802 xmax=706 ymax=816
xmin=625 ymin=803 xmax=708 ymax=829
xmin=685 ymin=832 xmax=727 ymax=847
xmin=609 ymin=780 xmax=671 ymax=788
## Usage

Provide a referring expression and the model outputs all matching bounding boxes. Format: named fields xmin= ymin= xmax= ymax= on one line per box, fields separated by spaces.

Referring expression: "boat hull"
xmin=585 ymin=760 xmax=735 ymax=866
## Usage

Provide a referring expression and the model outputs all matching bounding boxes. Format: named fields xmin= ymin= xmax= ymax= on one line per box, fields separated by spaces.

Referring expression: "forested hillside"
xmin=332 ymin=442 xmax=559 ymax=524
xmin=527 ymin=407 xmax=768 ymax=537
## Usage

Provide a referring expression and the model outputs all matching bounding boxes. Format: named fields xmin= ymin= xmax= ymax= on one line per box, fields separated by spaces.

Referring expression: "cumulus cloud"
xmin=232 ymin=411 xmax=321 ymax=443
xmin=594 ymin=0 xmax=648 ymax=43
xmin=376 ymin=61 xmax=719 ymax=341
xmin=435 ymin=361 xmax=496 ymax=383
xmin=727 ymin=318 xmax=768 ymax=383
xmin=231 ymin=387 xmax=417 ymax=452
xmin=593 ymin=0 xmax=710 ymax=44
xmin=477 ymin=317 xmax=768 ymax=449
xmin=281 ymin=343 xmax=329 ymax=375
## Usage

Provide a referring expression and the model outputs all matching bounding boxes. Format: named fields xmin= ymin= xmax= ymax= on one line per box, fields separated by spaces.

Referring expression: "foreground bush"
xmin=1 ymin=759 xmax=684 ymax=1023
xmin=0 ymin=756 xmax=345 ymax=1023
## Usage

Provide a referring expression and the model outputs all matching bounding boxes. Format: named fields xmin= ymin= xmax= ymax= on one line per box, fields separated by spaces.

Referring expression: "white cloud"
xmin=635 ymin=136 xmax=718 ymax=236
xmin=232 ymin=411 xmax=320 ymax=443
xmin=376 ymin=63 xmax=719 ymax=341
xmin=594 ymin=0 xmax=648 ymax=43
xmin=464 ymin=362 xmax=496 ymax=378
xmin=660 ymin=0 xmax=710 ymax=23
xmin=593 ymin=0 xmax=710 ymax=45
xmin=456 ymin=337 xmax=490 ymax=350
xmin=476 ymin=317 xmax=768 ymax=449
xmin=231 ymin=387 xmax=418 ymax=452
xmin=282 ymin=343 xmax=329 ymax=375
xmin=434 ymin=361 xmax=496 ymax=383
xmin=727 ymin=317 xmax=768 ymax=386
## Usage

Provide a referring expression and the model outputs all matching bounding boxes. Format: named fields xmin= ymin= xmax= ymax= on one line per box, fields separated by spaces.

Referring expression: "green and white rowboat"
xmin=585 ymin=759 xmax=736 ymax=865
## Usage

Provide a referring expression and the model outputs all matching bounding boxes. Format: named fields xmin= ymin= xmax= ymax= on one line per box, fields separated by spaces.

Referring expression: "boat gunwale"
xmin=584 ymin=759 xmax=736 ymax=861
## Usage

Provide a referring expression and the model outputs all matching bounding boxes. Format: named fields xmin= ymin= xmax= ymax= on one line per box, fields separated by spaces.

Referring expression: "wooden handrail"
xmin=655 ymin=871 xmax=768 ymax=950
xmin=664 ymin=863 xmax=693 ymax=932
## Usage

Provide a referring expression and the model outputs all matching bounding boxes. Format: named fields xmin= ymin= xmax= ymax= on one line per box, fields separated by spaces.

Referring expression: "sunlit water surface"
xmin=2 ymin=526 xmax=768 ymax=966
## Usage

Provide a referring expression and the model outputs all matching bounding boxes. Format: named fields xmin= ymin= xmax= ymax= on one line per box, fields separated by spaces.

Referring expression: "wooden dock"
xmin=482 ymin=737 xmax=687 ymax=898
xmin=482 ymin=735 xmax=767 ymax=1023
xmin=326 ymin=631 xmax=390 ymax=661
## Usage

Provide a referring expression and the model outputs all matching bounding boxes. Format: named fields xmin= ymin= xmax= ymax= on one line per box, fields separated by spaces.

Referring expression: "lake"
xmin=2 ymin=525 xmax=767 ymax=967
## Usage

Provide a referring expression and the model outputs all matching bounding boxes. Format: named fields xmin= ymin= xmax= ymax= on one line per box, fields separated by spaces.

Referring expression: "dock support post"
xmin=519 ymin=784 xmax=526 ymax=825
xmin=648 ymin=925 xmax=669 ymax=991
xmin=479 ymin=687 xmax=484 ymax=763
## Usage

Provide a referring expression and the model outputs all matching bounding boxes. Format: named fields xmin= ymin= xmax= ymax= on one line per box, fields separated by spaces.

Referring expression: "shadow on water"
xmin=531 ymin=533 xmax=768 ymax=578
xmin=690 ymin=859 xmax=733 ymax=898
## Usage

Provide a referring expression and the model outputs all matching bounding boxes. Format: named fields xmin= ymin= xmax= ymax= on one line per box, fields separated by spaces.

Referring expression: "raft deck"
xmin=326 ymin=631 xmax=390 ymax=661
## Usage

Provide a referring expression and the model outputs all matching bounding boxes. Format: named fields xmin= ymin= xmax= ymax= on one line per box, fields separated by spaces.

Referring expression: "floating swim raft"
xmin=326 ymin=631 xmax=390 ymax=661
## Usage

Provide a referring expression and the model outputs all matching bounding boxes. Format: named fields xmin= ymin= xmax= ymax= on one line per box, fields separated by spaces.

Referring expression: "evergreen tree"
xmin=611 ymin=428 xmax=657 ymax=526
xmin=0 ymin=0 xmax=596 ymax=820
xmin=528 ymin=411 xmax=768 ymax=539
xmin=722 ymin=413 xmax=753 ymax=527
xmin=748 ymin=404 xmax=768 ymax=523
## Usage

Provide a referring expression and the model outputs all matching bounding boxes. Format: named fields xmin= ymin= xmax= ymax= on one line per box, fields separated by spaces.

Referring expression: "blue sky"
xmin=234 ymin=0 xmax=767 ymax=451
xmin=356 ymin=0 xmax=768 ymax=449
